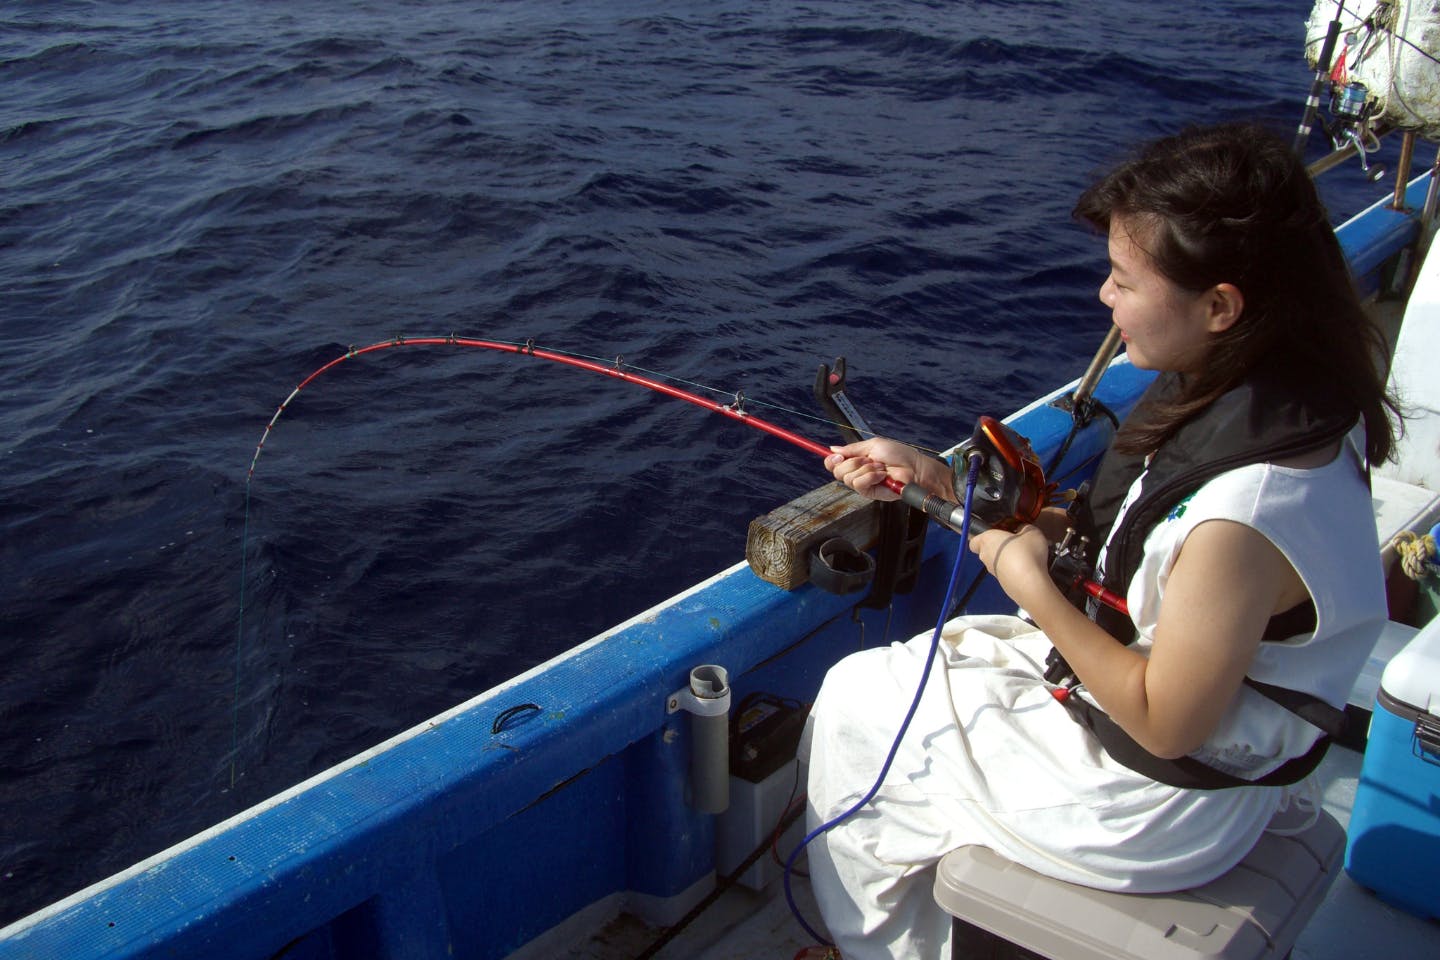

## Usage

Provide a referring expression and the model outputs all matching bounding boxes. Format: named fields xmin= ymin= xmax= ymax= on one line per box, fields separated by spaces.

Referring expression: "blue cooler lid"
xmin=1380 ymin=616 xmax=1440 ymax=718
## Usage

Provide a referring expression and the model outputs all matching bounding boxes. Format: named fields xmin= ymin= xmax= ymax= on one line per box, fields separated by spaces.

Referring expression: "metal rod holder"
xmin=667 ymin=665 xmax=731 ymax=813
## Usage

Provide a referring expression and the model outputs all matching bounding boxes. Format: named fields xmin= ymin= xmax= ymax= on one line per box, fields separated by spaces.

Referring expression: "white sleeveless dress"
xmin=801 ymin=431 xmax=1384 ymax=960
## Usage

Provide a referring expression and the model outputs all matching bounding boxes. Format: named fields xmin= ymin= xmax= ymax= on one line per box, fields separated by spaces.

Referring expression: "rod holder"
xmin=667 ymin=664 xmax=731 ymax=813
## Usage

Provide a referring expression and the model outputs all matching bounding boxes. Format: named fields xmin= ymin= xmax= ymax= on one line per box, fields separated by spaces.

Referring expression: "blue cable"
xmin=783 ymin=452 xmax=985 ymax=946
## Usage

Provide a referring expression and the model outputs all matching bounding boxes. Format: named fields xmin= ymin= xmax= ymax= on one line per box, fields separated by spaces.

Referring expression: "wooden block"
xmin=746 ymin=482 xmax=882 ymax=590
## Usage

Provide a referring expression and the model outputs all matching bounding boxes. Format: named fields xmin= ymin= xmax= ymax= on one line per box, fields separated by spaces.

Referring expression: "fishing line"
xmin=781 ymin=450 xmax=984 ymax=948
xmin=245 ymin=335 xmax=944 ymax=480
xmin=232 ymin=476 xmax=254 ymax=789
xmin=230 ymin=335 xmax=931 ymax=786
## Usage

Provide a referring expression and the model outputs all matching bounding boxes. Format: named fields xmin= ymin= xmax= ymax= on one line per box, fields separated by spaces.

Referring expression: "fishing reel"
xmin=1328 ymin=80 xmax=1387 ymax=182
xmin=950 ymin=416 xmax=1050 ymax=532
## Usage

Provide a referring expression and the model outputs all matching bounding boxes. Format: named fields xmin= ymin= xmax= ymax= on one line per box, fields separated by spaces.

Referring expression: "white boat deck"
xmin=1295 ymin=746 xmax=1440 ymax=960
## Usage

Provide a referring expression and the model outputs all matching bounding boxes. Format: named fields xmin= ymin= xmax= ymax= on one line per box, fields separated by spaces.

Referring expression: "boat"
xmin=5 ymin=13 xmax=1440 ymax=960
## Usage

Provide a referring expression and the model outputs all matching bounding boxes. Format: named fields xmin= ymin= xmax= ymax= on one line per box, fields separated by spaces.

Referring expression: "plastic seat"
xmin=932 ymin=810 xmax=1345 ymax=960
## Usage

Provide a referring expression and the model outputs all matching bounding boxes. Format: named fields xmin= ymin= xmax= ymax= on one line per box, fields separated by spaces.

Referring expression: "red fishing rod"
xmin=247 ymin=335 xmax=1127 ymax=615
xmin=247 ymin=335 xmax=835 ymax=476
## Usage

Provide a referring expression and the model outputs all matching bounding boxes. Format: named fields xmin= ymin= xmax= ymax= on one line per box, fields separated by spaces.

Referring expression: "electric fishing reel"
xmin=951 ymin=416 xmax=1050 ymax=532
xmin=952 ymin=423 xmax=1127 ymax=617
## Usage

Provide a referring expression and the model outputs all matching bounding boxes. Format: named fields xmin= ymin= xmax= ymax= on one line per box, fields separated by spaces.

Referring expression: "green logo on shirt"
xmin=1166 ymin=494 xmax=1195 ymax=522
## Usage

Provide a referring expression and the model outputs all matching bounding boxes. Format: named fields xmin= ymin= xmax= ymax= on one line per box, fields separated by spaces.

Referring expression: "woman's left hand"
xmin=969 ymin=524 xmax=1060 ymax=611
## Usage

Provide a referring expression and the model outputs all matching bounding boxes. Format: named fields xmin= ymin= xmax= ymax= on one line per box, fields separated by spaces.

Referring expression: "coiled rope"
xmin=1391 ymin=528 xmax=1438 ymax=580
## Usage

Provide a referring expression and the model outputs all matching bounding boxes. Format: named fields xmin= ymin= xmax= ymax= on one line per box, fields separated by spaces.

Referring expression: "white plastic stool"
xmin=933 ymin=810 xmax=1344 ymax=960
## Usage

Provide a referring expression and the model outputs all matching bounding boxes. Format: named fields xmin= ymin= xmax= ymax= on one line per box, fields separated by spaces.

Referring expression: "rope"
xmin=1391 ymin=528 xmax=1438 ymax=580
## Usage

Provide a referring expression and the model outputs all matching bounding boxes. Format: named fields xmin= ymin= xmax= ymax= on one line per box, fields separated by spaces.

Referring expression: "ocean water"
xmin=0 ymin=0 xmax=1399 ymax=926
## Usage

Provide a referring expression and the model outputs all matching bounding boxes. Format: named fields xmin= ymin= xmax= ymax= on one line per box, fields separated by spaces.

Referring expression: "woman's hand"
xmin=1032 ymin=505 xmax=1073 ymax=543
xmin=969 ymin=524 xmax=1061 ymax=612
xmin=824 ymin=438 xmax=950 ymax=502
xmin=988 ymin=517 xmax=1302 ymax=760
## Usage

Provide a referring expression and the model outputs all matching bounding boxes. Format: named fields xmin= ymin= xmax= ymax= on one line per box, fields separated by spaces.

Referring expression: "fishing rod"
xmin=246 ymin=334 xmax=1126 ymax=614
xmin=1294 ymin=1 xmax=1345 ymax=156
xmin=247 ymin=335 xmax=834 ymax=477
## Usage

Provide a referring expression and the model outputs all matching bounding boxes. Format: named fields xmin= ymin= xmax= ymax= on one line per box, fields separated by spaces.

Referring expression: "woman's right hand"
xmin=823 ymin=438 xmax=952 ymax=503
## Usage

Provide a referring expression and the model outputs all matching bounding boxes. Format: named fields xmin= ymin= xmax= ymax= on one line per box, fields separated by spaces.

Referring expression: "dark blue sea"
xmin=0 ymin=0 xmax=1399 ymax=926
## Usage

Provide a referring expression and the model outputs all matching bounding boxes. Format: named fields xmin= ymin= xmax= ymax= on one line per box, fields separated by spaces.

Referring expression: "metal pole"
xmin=1073 ymin=325 xmax=1124 ymax=414
xmin=1392 ymin=131 xmax=1417 ymax=210
xmin=1423 ymin=145 xmax=1440 ymax=226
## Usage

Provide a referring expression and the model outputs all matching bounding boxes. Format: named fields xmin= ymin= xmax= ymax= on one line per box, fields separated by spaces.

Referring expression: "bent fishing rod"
xmin=248 ymin=335 xmax=1127 ymax=615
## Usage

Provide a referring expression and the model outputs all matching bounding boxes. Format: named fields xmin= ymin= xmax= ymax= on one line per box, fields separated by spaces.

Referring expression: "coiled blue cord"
xmin=783 ymin=451 xmax=985 ymax=946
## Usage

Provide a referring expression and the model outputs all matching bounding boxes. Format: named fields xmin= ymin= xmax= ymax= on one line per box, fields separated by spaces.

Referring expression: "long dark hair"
xmin=1073 ymin=123 xmax=1398 ymax=464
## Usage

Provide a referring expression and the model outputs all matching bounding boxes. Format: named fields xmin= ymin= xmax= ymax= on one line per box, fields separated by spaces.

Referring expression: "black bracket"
xmin=859 ymin=499 xmax=928 ymax=610
xmin=809 ymin=357 xmax=925 ymax=607
xmin=814 ymin=357 xmax=876 ymax=444
xmin=808 ymin=538 xmax=875 ymax=595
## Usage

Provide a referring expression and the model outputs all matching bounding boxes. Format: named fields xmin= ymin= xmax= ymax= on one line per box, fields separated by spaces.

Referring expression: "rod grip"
xmin=899 ymin=483 xmax=989 ymax=535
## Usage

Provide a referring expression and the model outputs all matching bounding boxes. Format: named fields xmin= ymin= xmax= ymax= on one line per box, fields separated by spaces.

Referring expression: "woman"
xmin=805 ymin=123 xmax=1399 ymax=960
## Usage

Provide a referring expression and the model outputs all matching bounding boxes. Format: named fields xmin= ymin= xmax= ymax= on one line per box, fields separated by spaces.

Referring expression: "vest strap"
xmin=1048 ymin=372 xmax=1360 ymax=788
xmin=1060 ymin=693 xmax=1333 ymax=789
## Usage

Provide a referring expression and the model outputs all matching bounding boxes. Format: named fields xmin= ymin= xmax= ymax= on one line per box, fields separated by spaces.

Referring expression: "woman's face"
xmin=1099 ymin=215 xmax=1228 ymax=374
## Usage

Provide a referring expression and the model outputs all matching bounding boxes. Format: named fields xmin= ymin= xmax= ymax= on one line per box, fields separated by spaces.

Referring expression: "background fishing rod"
xmin=1294 ymin=1 xmax=1345 ymax=155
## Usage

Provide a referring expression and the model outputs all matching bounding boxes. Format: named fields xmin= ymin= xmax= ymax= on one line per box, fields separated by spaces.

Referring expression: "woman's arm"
xmin=971 ymin=518 xmax=1302 ymax=758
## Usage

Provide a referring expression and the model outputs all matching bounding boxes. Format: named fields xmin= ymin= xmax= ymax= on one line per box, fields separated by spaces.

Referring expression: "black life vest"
xmin=1050 ymin=369 xmax=1360 ymax=789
